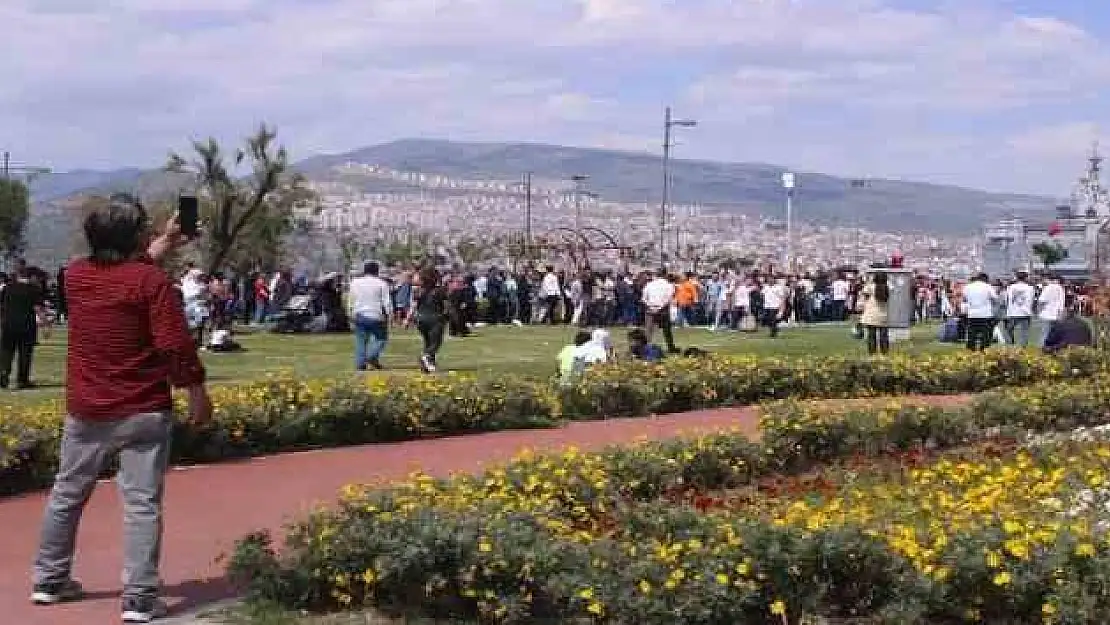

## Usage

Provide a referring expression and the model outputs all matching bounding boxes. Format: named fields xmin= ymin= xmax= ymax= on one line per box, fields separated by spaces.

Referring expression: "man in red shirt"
xmin=30 ymin=193 xmax=213 ymax=623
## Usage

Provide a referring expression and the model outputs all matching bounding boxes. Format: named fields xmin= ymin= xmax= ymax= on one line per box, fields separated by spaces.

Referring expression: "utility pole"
xmin=850 ymin=178 xmax=870 ymax=268
xmin=782 ymin=172 xmax=796 ymax=270
xmin=1 ymin=151 xmax=50 ymax=182
xmin=0 ymin=151 xmax=51 ymax=272
xmin=522 ymin=171 xmax=533 ymax=257
xmin=571 ymin=174 xmax=588 ymax=234
xmin=659 ymin=106 xmax=697 ymax=266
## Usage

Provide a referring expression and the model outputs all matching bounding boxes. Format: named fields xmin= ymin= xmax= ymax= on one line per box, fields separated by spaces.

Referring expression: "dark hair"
xmin=873 ymin=272 xmax=890 ymax=303
xmin=627 ymin=328 xmax=648 ymax=344
xmin=573 ymin=331 xmax=592 ymax=346
xmin=418 ymin=266 xmax=440 ymax=288
xmin=363 ymin=261 xmax=380 ymax=276
xmin=83 ymin=193 xmax=148 ymax=264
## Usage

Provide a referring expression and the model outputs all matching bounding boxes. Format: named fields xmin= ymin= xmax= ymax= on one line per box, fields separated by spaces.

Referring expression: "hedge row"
xmin=1 ymin=347 xmax=1105 ymax=496
xmin=228 ymin=374 xmax=1110 ymax=624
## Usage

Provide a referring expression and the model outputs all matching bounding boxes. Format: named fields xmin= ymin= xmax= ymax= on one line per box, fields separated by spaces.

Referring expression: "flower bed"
xmin=228 ymin=375 xmax=1110 ymax=624
xmin=1 ymin=348 xmax=1105 ymax=497
xmin=559 ymin=347 xmax=1106 ymax=418
xmin=0 ymin=374 xmax=560 ymax=495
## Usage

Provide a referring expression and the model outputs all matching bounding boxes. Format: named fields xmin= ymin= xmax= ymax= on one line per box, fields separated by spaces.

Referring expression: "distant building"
xmin=982 ymin=142 xmax=1110 ymax=281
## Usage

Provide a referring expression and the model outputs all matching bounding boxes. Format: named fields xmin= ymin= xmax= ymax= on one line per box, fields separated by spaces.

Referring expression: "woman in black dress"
xmin=410 ymin=266 xmax=448 ymax=373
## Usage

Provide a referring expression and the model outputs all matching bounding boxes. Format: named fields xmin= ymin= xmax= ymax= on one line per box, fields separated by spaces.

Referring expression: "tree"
xmin=1032 ymin=241 xmax=1068 ymax=270
xmin=167 ymin=124 xmax=312 ymax=274
xmin=338 ymin=233 xmax=371 ymax=272
xmin=0 ymin=177 xmax=30 ymax=261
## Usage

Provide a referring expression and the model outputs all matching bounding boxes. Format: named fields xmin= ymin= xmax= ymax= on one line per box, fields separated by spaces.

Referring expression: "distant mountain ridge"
xmin=22 ymin=138 xmax=1057 ymax=264
xmin=297 ymin=139 xmax=1055 ymax=234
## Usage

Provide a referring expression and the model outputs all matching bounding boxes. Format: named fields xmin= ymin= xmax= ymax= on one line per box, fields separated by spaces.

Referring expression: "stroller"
xmin=270 ymin=294 xmax=315 ymax=334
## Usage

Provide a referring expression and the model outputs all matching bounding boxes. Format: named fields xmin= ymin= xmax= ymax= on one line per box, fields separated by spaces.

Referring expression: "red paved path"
xmin=0 ymin=396 xmax=966 ymax=623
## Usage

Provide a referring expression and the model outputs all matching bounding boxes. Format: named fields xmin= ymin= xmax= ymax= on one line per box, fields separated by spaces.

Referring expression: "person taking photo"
xmin=30 ymin=194 xmax=211 ymax=623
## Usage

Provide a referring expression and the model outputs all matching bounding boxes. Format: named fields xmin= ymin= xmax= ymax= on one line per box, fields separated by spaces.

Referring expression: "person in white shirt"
xmin=712 ymin=276 xmax=733 ymax=331
xmin=1002 ymin=271 xmax=1036 ymax=347
xmin=831 ymin=274 xmax=850 ymax=321
xmin=577 ymin=328 xmax=613 ymax=365
xmin=732 ymin=278 xmax=752 ymax=330
xmin=348 ymin=261 xmax=392 ymax=370
xmin=961 ymin=272 xmax=998 ymax=351
xmin=641 ymin=268 xmax=678 ymax=353
xmin=761 ymin=276 xmax=789 ymax=338
xmin=539 ymin=266 xmax=562 ymax=324
xmin=1037 ymin=274 xmax=1066 ymax=347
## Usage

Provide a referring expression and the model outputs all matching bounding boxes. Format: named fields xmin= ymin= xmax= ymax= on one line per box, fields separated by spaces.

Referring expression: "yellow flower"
xmin=770 ymin=599 xmax=787 ymax=616
xmin=1076 ymin=543 xmax=1096 ymax=557
xmin=638 ymin=580 xmax=651 ymax=595
xmin=992 ymin=571 xmax=1012 ymax=586
xmin=715 ymin=573 xmax=729 ymax=586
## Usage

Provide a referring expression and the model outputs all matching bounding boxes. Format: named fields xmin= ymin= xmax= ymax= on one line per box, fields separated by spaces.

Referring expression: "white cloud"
xmin=2 ymin=0 xmax=1109 ymax=195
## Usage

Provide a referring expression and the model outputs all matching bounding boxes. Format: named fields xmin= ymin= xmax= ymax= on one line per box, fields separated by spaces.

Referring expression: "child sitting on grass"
xmin=558 ymin=330 xmax=592 ymax=384
xmin=628 ymin=328 xmax=665 ymax=362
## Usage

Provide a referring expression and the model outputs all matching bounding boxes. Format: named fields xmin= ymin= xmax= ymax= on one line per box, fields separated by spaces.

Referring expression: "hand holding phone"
xmin=178 ymin=195 xmax=199 ymax=239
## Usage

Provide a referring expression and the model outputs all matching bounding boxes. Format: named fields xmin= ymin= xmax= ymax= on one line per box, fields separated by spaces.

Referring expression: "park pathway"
xmin=0 ymin=396 xmax=967 ymax=624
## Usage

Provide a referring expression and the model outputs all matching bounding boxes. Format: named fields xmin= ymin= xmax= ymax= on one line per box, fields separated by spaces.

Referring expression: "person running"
xmin=410 ymin=266 xmax=448 ymax=373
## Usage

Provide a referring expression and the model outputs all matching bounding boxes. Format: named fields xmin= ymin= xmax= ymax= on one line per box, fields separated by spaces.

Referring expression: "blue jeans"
xmin=354 ymin=314 xmax=388 ymax=369
xmin=252 ymin=298 xmax=268 ymax=323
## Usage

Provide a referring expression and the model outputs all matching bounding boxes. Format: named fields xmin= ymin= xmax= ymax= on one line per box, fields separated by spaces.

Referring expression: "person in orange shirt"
xmin=675 ymin=273 xmax=699 ymax=327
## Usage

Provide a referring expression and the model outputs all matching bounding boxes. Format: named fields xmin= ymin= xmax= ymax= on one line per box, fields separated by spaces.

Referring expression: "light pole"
xmin=849 ymin=178 xmax=870 ymax=268
xmin=571 ymin=174 xmax=589 ymax=235
xmin=781 ymin=172 xmax=795 ymax=271
xmin=660 ymin=106 xmax=697 ymax=266
xmin=521 ymin=171 xmax=533 ymax=257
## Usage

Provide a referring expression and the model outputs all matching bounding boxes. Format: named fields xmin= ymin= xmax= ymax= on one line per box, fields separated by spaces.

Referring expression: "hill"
xmin=21 ymin=138 xmax=1057 ymax=265
xmin=296 ymin=138 xmax=1055 ymax=234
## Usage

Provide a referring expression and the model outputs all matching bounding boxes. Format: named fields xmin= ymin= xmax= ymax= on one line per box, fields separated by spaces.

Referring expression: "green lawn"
xmin=10 ymin=322 xmax=958 ymax=407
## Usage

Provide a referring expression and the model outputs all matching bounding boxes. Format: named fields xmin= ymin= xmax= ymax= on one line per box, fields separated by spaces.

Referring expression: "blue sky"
xmin=4 ymin=0 xmax=1110 ymax=196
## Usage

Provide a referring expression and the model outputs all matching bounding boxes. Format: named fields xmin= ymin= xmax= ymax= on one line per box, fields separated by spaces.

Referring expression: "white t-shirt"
xmin=763 ymin=283 xmax=787 ymax=310
xmin=1003 ymin=282 xmax=1036 ymax=318
xmin=540 ymin=273 xmax=561 ymax=297
xmin=642 ymin=278 xmax=675 ymax=311
xmin=348 ymin=275 xmax=392 ymax=320
xmin=831 ymin=279 xmax=850 ymax=301
xmin=1037 ymin=282 xmax=1066 ymax=321
xmin=732 ymin=284 xmax=750 ymax=309
xmin=962 ymin=281 xmax=997 ymax=319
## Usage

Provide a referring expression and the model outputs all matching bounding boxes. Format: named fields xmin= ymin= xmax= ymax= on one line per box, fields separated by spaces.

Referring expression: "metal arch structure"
xmin=526 ymin=227 xmax=635 ymax=269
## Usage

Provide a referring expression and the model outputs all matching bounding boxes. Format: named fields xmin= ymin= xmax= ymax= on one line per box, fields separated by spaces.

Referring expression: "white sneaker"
xmin=420 ymin=354 xmax=437 ymax=373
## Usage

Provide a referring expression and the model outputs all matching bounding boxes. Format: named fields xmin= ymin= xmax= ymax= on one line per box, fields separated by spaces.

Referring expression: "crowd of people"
xmin=3 ymin=259 xmax=1099 ymax=387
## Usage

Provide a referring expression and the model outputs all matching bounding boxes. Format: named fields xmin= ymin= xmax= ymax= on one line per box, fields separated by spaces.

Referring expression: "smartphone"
xmin=178 ymin=195 xmax=199 ymax=238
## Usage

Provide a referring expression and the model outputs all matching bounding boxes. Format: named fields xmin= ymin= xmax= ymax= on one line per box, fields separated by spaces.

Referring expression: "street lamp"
xmin=849 ymin=178 xmax=870 ymax=268
xmin=570 ymin=174 xmax=589 ymax=236
xmin=781 ymin=172 xmax=795 ymax=270
xmin=660 ymin=106 xmax=697 ymax=265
